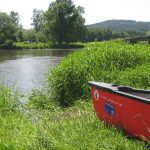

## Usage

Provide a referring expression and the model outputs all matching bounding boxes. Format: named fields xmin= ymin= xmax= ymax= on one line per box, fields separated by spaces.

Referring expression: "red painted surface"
xmin=91 ymin=87 xmax=150 ymax=141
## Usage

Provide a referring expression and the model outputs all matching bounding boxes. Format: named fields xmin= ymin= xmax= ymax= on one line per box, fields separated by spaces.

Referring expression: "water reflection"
xmin=0 ymin=49 xmax=75 ymax=92
xmin=0 ymin=49 xmax=74 ymax=62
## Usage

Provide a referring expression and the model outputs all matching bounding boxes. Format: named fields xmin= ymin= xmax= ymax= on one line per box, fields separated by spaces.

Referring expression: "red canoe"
xmin=89 ymin=81 xmax=150 ymax=141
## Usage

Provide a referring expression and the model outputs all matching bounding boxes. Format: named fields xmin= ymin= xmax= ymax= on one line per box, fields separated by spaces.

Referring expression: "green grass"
xmin=0 ymin=41 xmax=150 ymax=149
xmin=0 ymin=113 xmax=36 ymax=150
xmin=0 ymin=86 xmax=19 ymax=114
xmin=0 ymin=86 xmax=36 ymax=149
xmin=0 ymin=100 xmax=147 ymax=150
xmin=116 ymin=64 xmax=150 ymax=89
xmin=47 ymin=41 xmax=150 ymax=106
xmin=12 ymin=42 xmax=85 ymax=49
xmin=32 ymin=101 xmax=146 ymax=150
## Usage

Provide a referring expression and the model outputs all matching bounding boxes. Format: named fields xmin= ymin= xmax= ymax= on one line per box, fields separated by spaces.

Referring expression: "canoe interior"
xmin=118 ymin=86 xmax=150 ymax=100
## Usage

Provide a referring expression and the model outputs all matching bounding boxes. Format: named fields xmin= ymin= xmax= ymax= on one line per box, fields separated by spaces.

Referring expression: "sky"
xmin=0 ymin=0 xmax=150 ymax=29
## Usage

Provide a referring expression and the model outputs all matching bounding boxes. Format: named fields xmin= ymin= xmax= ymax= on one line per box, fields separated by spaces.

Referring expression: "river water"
xmin=0 ymin=49 xmax=74 ymax=92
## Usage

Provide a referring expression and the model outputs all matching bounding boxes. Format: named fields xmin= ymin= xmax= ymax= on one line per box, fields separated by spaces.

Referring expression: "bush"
xmin=0 ymin=39 xmax=14 ymax=49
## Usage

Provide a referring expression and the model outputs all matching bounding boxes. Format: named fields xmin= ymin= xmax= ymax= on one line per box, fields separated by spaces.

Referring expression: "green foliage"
xmin=45 ymin=0 xmax=86 ymax=44
xmin=0 ymin=12 xmax=17 ymax=44
xmin=88 ymin=20 xmax=150 ymax=33
xmin=10 ymin=11 xmax=20 ymax=28
xmin=13 ymin=42 xmax=49 ymax=49
xmin=0 ymin=113 xmax=37 ymax=150
xmin=0 ymin=101 xmax=146 ymax=149
xmin=0 ymin=41 xmax=149 ymax=149
xmin=48 ymin=41 xmax=150 ymax=106
xmin=15 ymin=28 xmax=24 ymax=42
xmin=36 ymin=31 xmax=47 ymax=42
xmin=22 ymin=29 xmax=37 ymax=42
xmin=21 ymin=28 xmax=47 ymax=43
xmin=0 ymin=11 xmax=23 ymax=48
xmin=0 ymin=86 xmax=19 ymax=113
xmin=85 ymin=19 xmax=150 ymax=42
xmin=116 ymin=64 xmax=150 ymax=89
xmin=146 ymin=31 xmax=150 ymax=36
xmin=85 ymin=27 xmax=146 ymax=42
xmin=28 ymin=89 xmax=60 ymax=111
xmin=13 ymin=41 xmax=84 ymax=49
xmin=31 ymin=9 xmax=45 ymax=32
xmin=1 ymin=39 xmax=14 ymax=49
xmin=31 ymin=8 xmax=46 ymax=43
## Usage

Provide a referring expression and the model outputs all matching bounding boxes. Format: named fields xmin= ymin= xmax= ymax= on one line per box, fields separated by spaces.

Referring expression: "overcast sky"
xmin=0 ymin=0 xmax=150 ymax=29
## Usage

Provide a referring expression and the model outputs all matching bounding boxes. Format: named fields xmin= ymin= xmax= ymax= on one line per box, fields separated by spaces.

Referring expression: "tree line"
xmin=0 ymin=0 xmax=86 ymax=48
xmin=85 ymin=27 xmax=146 ymax=42
xmin=0 ymin=0 xmax=149 ymax=48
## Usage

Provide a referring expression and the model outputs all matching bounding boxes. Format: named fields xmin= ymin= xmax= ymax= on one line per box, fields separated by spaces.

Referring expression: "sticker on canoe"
xmin=94 ymin=89 xmax=99 ymax=100
xmin=104 ymin=102 xmax=115 ymax=116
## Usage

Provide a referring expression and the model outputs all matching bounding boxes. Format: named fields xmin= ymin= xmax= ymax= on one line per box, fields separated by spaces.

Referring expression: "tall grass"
xmin=47 ymin=41 xmax=150 ymax=106
xmin=0 ymin=86 xmax=19 ymax=114
xmin=116 ymin=64 xmax=150 ymax=89
xmin=0 ymin=86 xmax=36 ymax=149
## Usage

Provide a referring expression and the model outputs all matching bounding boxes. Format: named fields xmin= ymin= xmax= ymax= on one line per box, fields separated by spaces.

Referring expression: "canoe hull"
xmin=90 ymin=84 xmax=150 ymax=141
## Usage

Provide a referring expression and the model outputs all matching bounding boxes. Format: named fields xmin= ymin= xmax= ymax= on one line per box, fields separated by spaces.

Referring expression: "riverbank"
xmin=0 ymin=42 xmax=85 ymax=50
xmin=0 ymin=92 xmax=146 ymax=149
xmin=0 ymin=41 xmax=150 ymax=149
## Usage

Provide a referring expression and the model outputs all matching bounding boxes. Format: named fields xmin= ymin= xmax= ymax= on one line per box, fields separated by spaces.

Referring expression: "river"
xmin=0 ymin=49 xmax=74 ymax=92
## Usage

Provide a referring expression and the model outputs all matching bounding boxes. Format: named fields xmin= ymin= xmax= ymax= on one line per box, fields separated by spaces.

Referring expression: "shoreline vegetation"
xmin=0 ymin=42 xmax=85 ymax=50
xmin=1 ymin=41 xmax=150 ymax=149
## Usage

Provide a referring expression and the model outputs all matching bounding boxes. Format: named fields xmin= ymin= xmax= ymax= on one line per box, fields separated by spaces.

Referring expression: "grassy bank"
xmin=48 ymin=41 xmax=150 ymax=106
xmin=0 ymin=41 xmax=150 ymax=149
xmin=0 ymin=95 xmax=146 ymax=149
xmin=0 ymin=42 xmax=85 ymax=50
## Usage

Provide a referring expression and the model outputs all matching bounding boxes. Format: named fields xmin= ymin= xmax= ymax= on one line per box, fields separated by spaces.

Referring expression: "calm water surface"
xmin=0 ymin=49 xmax=74 ymax=92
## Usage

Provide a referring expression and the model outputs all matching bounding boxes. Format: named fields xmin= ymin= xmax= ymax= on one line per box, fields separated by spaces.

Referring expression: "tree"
xmin=10 ymin=11 xmax=24 ymax=42
xmin=146 ymin=31 xmax=150 ymax=36
xmin=16 ymin=28 xmax=24 ymax=42
xmin=0 ymin=12 xmax=16 ymax=44
xmin=31 ymin=9 xmax=47 ymax=42
xmin=45 ymin=0 xmax=86 ymax=44
xmin=22 ymin=29 xmax=36 ymax=42
xmin=31 ymin=9 xmax=44 ymax=32
xmin=10 ymin=11 xmax=21 ymax=28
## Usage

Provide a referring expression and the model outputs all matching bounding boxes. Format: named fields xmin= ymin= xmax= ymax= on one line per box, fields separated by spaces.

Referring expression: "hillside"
xmin=87 ymin=20 xmax=150 ymax=33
